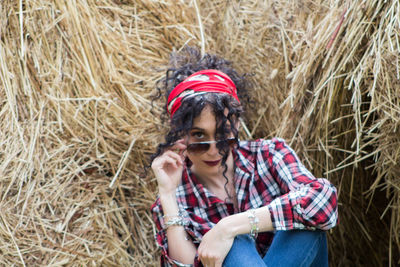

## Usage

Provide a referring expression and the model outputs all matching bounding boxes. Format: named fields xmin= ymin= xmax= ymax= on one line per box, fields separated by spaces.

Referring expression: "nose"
xmin=206 ymin=141 xmax=219 ymax=156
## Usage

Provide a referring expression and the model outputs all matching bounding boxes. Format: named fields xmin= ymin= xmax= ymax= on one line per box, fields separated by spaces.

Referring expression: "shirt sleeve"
xmin=151 ymin=198 xmax=194 ymax=267
xmin=264 ymin=138 xmax=338 ymax=231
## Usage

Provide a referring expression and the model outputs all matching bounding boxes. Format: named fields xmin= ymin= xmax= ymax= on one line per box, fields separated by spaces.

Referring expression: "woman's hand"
xmin=198 ymin=220 xmax=235 ymax=267
xmin=151 ymin=139 xmax=187 ymax=195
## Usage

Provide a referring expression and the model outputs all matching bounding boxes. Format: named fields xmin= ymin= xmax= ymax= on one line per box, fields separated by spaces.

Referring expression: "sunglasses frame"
xmin=186 ymin=137 xmax=239 ymax=154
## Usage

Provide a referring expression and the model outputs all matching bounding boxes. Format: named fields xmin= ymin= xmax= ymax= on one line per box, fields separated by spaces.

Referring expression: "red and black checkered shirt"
xmin=151 ymin=138 xmax=338 ymax=267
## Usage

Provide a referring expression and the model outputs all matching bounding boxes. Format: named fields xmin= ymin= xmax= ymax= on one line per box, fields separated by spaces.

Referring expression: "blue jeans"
xmin=223 ymin=230 xmax=328 ymax=267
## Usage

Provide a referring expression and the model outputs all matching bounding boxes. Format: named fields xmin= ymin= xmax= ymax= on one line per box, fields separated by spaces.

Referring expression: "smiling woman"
xmin=149 ymin=47 xmax=338 ymax=267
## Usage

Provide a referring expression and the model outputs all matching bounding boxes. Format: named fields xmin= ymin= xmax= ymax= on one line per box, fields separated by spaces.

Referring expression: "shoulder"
xmin=237 ymin=137 xmax=289 ymax=155
xmin=234 ymin=138 xmax=291 ymax=172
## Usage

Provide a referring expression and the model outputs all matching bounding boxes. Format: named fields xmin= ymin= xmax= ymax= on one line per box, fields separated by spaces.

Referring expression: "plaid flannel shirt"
xmin=151 ymin=138 xmax=338 ymax=267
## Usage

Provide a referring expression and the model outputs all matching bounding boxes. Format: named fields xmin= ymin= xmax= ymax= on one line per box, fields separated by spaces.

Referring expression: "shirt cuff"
xmin=267 ymin=195 xmax=295 ymax=230
xmin=171 ymin=260 xmax=193 ymax=267
xmin=156 ymin=228 xmax=195 ymax=267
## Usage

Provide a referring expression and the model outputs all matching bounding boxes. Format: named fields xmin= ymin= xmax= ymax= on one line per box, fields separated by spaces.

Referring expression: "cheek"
xmin=186 ymin=153 xmax=196 ymax=162
xmin=186 ymin=153 xmax=201 ymax=164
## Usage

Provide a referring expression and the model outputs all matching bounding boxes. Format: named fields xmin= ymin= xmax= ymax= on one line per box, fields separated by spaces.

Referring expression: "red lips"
xmin=203 ymin=159 xmax=221 ymax=166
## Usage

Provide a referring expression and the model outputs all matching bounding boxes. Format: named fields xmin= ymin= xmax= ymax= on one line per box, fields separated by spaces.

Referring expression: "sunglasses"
xmin=186 ymin=138 xmax=238 ymax=154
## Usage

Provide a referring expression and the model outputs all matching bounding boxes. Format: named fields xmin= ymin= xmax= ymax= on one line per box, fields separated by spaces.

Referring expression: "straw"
xmin=0 ymin=0 xmax=399 ymax=265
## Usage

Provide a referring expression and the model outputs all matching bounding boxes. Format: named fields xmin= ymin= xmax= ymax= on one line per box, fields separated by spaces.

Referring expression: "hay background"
xmin=0 ymin=0 xmax=399 ymax=266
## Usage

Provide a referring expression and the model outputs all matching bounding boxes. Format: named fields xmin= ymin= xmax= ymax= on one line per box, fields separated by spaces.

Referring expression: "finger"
xmin=163 ymin=149 xmax=180 ymax=158
xmin=163 ymin=150 xmax=184 ymax=165
xmin=199 ymin=254 xmax=213 ymax=267
xmin=206 ymin=259 xmax=215 ymax=267
xmin=167 ymin=144 xmax=187 ymax=159
xmin=160 ymin=156 xmax=180 ymax=169
xmin=152 ymin=152 xmax=178 ymax=168
xmin=200 ymin=259 xmax=210 ymax=267
xmin=175 ymin=138 xmax=186 ymax=145
xmin=151 ymin=156 xmax=165 ymax=169
xmin=170 ymin=142 xmax=187 ymax=152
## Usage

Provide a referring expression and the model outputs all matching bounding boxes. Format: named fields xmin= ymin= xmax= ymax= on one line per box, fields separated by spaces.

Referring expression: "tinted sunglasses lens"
xmin=216 ymin=138 xmax=238 ymax=150
xmin=227 ymin=138 xmax=237 ymax=146
xmin=187 ymin=143 xmax=210 ymax=153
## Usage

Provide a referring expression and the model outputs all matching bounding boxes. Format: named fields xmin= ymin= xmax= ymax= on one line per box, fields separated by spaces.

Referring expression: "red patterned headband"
xmin=167 ymin=69 xmax=240 ymax=117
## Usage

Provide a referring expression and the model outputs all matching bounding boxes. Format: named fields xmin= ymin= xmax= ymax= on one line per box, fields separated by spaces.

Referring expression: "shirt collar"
xmin=177 ymin=145 xmax=254 ymax=209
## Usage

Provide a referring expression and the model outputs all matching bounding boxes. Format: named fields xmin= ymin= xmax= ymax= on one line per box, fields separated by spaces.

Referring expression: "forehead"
xmin=191 ymin=106 xmax=234 ymax=132
xmin=192 ymin=106 xmax=216 ymax=131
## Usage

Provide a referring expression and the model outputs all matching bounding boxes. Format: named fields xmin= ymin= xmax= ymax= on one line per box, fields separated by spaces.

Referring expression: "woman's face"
xmin=186 ymin=105 xmax=235 ymax=176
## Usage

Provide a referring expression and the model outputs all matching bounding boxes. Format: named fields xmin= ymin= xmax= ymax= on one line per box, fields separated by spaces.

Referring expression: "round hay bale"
xmin=0 ymin=0 xmax=398 ymax=266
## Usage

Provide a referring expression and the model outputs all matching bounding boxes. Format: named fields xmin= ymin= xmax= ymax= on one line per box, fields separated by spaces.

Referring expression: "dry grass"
xmin=0 ymin=0 xmax=398 ymax=266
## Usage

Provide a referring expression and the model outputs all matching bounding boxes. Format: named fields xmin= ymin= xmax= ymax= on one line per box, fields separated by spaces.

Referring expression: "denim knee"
xmin=263 ymin=230 xmax=328 ymax=267
xmin=223 ymin=234 xmax=266 ymax=267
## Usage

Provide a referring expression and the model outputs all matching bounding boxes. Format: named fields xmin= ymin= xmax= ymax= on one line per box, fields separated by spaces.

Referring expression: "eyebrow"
xmin=190 ymin=127 xmax=205 ymax=131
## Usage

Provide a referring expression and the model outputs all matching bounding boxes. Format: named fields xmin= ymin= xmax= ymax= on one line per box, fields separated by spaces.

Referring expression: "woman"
xmin=150 ymin=47 xmax=338 ymax=267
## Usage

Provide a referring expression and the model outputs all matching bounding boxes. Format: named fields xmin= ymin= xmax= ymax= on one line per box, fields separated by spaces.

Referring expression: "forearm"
xmin=218 ymin=206 xmax=274 ymax=238
xmin=160 ymin=193 xmax=197 ymax=264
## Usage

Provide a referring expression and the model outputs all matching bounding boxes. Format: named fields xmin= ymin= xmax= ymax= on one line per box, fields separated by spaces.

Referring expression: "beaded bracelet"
xmin=163 ymin=213 xmax=186 ymax=229
xmin=247 ymin=209 xmax=259 ymax=239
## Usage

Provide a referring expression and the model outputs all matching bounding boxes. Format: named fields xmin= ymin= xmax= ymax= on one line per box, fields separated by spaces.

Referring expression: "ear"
xmin=235 ymin=118 xmax=240 ymax=131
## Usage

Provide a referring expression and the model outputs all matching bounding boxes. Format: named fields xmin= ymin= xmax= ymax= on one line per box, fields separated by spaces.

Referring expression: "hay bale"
xmin=0 ymin=0 xmax=398 ymax=266
xmin=274 ymin=1 xmax=400 ymax=265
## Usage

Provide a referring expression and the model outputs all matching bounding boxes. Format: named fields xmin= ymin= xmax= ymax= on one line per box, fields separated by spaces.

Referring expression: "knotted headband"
xmin=167 ymin=69 xmax=240 ymax=117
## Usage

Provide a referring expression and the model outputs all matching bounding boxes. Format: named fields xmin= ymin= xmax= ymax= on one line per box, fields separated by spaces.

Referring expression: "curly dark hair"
xmin=150 ymin=46 xmax=251 ymax=200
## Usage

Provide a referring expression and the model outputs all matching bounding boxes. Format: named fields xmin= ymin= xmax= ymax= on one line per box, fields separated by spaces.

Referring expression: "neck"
xmin=192 ymin=151 xmax=235 ymax=190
